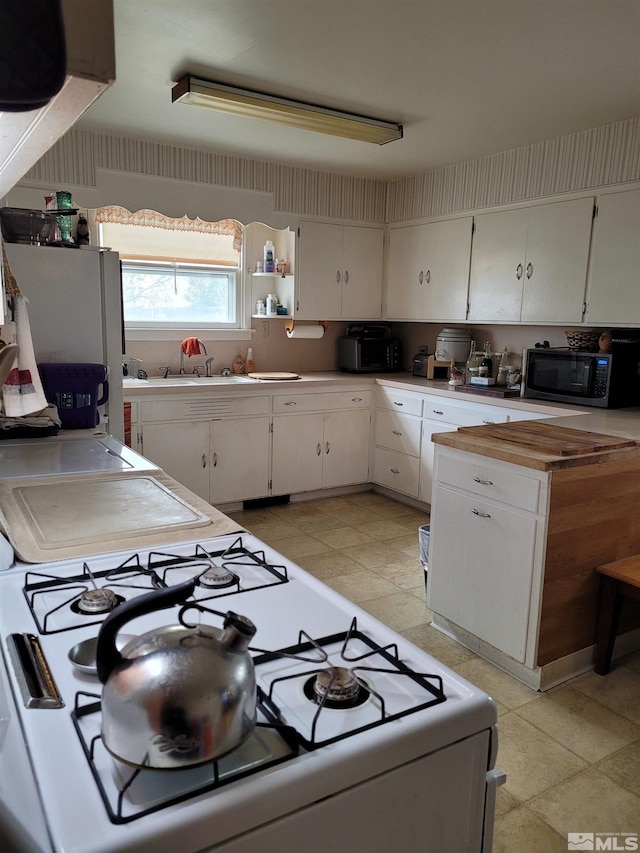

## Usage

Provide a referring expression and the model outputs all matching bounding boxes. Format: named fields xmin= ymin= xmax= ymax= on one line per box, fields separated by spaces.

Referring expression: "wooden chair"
xmin=594 ymin=556 xmax=640 ymax=675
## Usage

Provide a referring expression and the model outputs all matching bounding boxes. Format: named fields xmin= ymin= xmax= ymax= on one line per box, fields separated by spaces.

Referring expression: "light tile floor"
xmin=228 ymin=491 xmax=640 ymax=852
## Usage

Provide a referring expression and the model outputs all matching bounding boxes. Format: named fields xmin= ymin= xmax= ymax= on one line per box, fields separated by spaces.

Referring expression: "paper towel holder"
xmin=284 ymin=319 xmax=328 ymax=337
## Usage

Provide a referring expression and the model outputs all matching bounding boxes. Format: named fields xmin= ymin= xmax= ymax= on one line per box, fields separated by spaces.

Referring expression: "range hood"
xmin=0 ymin=0 xmax=115 ymax=199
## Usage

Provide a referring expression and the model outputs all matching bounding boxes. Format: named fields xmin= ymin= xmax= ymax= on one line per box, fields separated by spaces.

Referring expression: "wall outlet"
xmin=260 ymin=321 xmax=269 ymax=337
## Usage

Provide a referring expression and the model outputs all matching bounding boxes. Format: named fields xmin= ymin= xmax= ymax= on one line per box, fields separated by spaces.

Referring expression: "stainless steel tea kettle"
xmin=96 ymin=579 xmax=257 ymax=770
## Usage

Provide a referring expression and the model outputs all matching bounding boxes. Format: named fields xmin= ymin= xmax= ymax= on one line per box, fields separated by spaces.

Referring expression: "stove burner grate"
xmin=255 ymin=617 xmax=447 ymax=750
xmin=71 ymin=689 xmax=299 ymax=824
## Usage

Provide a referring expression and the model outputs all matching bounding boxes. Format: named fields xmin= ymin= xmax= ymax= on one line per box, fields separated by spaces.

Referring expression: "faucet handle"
xmin=158 ymin=366 xmax=171 ymax=378
xmin=192 ymin=365 xmax=204 ymax=376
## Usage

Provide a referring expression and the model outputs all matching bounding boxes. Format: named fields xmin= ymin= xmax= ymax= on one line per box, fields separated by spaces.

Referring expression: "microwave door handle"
xmin=581 ymin=360 xmax=592 ymax=394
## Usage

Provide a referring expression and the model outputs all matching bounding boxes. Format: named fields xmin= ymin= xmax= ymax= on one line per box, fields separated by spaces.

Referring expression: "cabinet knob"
xmin=471 ymin=508 xmax=491 ymax=518
xmin=526 ymin=262 xmax=534 ymax=279
xmin=419 ymin=270 xmax=424 ymax=285
xmin=212 ymin=452 xmax=218 ymax=468
xmin=473 ymin=476 xmax=493 ymax=485
xmin=336 ymin=270 xmax=341 ymax=284
xmin=425 ymin=269 xmax=431 ymax=285
xmin=325 ymin=441 xmax=330 ymax=455
xmin=516 ymin=263 xmax=524 ymax=280
xmin=201 ymin=453 xmax=207 ymax=468
xmin=344 ymin=270 xmax=349 ymax=285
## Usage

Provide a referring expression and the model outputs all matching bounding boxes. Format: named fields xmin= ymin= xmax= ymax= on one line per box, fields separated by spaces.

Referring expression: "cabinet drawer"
xmin=373 ymin=447 xmax=420 ymax=497
xmin=375 ymin=410 xmax=421 ymax=456
xmin=272 ymin=390 xmax=370 ymax=413
xmin=376 ymin=386 xmax=423 ymax=416
xmin=436 ymin=448 xmax=544 ymax=513
xmin=422 ymin=397 xmax=511 ymax=427
xmin=141 ymin=395 xmax=270 ymax=422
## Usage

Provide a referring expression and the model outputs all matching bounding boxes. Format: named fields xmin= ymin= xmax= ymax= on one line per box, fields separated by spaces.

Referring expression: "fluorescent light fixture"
xmin=171 ymin=75 xmax=403 ymax=145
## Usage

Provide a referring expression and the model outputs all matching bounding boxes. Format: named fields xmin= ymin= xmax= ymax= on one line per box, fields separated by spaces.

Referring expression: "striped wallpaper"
xmin=22 ymin=116 xmax=640 ymax=224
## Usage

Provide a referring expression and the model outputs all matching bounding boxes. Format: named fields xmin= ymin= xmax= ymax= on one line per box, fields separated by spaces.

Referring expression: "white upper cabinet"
xmin=386 ymin=217 xmax=473 ymax=321
xmin=297 ymin=221 xmax=384 ymax=320
xmin=585 ymin=188 xmax=640 ymax=325
xmin=468 ymin=197 xmax=594 ymax=323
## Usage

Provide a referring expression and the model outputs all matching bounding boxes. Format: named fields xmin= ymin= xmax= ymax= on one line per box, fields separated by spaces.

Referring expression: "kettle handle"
xmin=96 ymin=579 xmax=196 ymax=683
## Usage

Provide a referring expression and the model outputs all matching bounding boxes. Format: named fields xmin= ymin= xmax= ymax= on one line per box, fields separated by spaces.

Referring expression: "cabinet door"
xmin=323 ymin=409 xmax=370 ymax=488
xmin=142 ymin=421 xmax=210 ymax=502
xmin=422 ymin=217 xmax=473 ymax=321
xmin=520 ymin=197 xmax=593 ymax=323
xmin=297 ymin=221 xmax=343 ymax=319
xmin=468 ymin=208 xmax=528 ymax=321
xmin=209 ymin=417 xmax=270 ymax=504
xmin=341 ymin=225 xmax=383 ymax=319
xmin=586 ymin=188 xmax=640 ymax=324
xmin=386 ymin=224 xmax=426 ymax=319
xmin=271 ymin=413 xmax=324 ymax=495
xmin=428 ymin=485 xmax=537 ymax=662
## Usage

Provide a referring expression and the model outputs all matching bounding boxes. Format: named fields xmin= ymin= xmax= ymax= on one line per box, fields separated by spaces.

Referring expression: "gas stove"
xmin=0 ymin=529 xmax=502 ymax=853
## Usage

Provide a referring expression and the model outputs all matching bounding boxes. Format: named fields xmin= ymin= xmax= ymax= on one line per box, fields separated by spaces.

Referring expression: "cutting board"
xmin=248 ymin=372 xmax=299 ymax=380
xmin=457 ymin=421 xmax=637 ymax=457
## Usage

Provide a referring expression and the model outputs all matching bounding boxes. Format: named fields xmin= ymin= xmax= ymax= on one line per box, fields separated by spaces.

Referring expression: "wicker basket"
xmin=564 ymin=329 xmax=600 ymax=350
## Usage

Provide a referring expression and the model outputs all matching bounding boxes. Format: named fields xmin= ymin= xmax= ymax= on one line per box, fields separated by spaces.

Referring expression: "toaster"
xmin=411 ymin=351 xmax=429 ymax=377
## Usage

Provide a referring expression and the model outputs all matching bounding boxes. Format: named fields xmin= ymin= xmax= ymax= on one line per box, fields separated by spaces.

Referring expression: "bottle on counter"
xmin=264 ymin=241 xmax=275 ymax=273
xmin=479 ymin=341 xmax=493 ymax=377
xmin=232 ymin=349 xmax=245 ymax=374
xmin=496 ymin=347 xmax=509 ymax=386
xmin=465 ymin=340 xmax=480 ymax=382
xmin=256 ymin=299 xmax=266 ymax=316
xmin=245 ymin=347 xmax=255 ymax=374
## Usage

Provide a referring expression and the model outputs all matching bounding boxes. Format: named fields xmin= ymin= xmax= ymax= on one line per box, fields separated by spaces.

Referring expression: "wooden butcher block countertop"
xmin=432 ymin=420 xmax=640 ymax=471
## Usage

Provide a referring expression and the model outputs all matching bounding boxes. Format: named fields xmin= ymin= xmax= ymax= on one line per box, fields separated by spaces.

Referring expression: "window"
xmin=121 ymin=261 xmax=238 ymax=328
xmin=96 ymin=206 xmax=244 ymax=332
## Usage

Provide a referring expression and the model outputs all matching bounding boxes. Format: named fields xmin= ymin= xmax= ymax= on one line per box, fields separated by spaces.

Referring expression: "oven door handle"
xmin=483 ymin=768 xmax=507 ymax=852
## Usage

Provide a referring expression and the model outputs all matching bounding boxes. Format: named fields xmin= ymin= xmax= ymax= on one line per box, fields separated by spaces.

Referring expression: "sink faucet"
xmin=179 ymin=339 xmax=207 ymax=374
xmin=205 ymin=357 xmax=215 ymax=377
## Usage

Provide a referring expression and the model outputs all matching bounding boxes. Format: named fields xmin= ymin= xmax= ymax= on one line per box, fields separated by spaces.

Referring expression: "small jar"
xmin=256 ymin=299 xmax=266 ymax=316
xmin=255 ymin=261 xmax=263 ymax=273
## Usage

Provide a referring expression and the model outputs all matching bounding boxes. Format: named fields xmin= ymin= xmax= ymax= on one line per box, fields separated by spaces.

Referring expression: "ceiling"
xmin=77 ymin=0 xmax=640 ymax=180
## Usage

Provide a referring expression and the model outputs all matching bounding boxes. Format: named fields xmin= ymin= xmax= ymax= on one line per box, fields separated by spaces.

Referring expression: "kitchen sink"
xmin=123 ymin=375 xmax=261 ymax=387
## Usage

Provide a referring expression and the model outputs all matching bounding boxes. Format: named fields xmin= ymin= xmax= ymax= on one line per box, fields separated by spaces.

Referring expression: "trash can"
xmin=419 ymin=524 xmax=430 ymax=594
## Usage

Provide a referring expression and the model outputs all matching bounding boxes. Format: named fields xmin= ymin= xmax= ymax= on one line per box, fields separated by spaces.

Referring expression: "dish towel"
xmin=1 ymin=247 xmax=49 ymax=417
xmin=181 ymin=337 xmax=202 ymax=356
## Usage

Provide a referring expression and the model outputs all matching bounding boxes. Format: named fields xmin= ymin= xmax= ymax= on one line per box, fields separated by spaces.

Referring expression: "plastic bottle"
xmin=245 ymin=347 xmax=255 ymax=374
xmin=266 ymin=293 xmax=278 ymax=316
xmin=232 ymin=349 xmax=245 ymax=374
xmin=264 ymin=240 xmax=275 ymax=273
xmin=496 ymin=347 xmax=509 ymax=385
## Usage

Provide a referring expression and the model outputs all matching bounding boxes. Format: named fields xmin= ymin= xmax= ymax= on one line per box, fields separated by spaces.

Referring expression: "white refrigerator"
xmin=2 ymin=243 xmax=124 ymax=440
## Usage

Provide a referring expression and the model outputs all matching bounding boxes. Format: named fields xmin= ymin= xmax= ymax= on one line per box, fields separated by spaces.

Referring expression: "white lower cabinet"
xmin=427 ymin=445 xmax=548 ymax=665
xmin=142 ymin=417 xmax=270 ymax=504
xmin=272 ymin=408 xmax=371 ymax=495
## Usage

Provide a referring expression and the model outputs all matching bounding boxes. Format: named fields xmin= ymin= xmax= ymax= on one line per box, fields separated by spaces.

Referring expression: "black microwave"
xmin=524 ymin=342 xmax=640 ymax=408
xmin=338 ymin=324 xmax=401 ymax=373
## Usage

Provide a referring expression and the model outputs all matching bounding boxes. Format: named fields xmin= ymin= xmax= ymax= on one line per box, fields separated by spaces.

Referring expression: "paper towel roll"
xmin=286 ymin=325 xmax=324 ymax=339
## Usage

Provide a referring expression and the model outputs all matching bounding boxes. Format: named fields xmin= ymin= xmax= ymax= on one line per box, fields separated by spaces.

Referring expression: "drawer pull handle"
xmin=482 ymin=419 xmax=496 ymax=424
xmin=390 ymin=468 xmax=400 ymax=474
xmin=317 ymin=443 xmax=322 ymax=456
xmin=202 ymin=453 xmax=207 ymax=469
xmin=473 ymin=477 xmax=493 ymax=485
xmin=325 ymin=441 xmax=330 ymax=455
xmin=432 ymin=409 xmax=444 ymax=415
xmin=212 ymin=452 xmax=218 ymax=468
xmin=471 ymin=508 xmax=491 ymax=518
xmin=351 ymin=397 xmax=363 ymax=402
xmin=284 ymin=401 xmax=297 ymax=406
xmin=392 ymin=430 xmax=402 ymax=436
xmin=393 ymin=401 xmax=404 ymax=407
